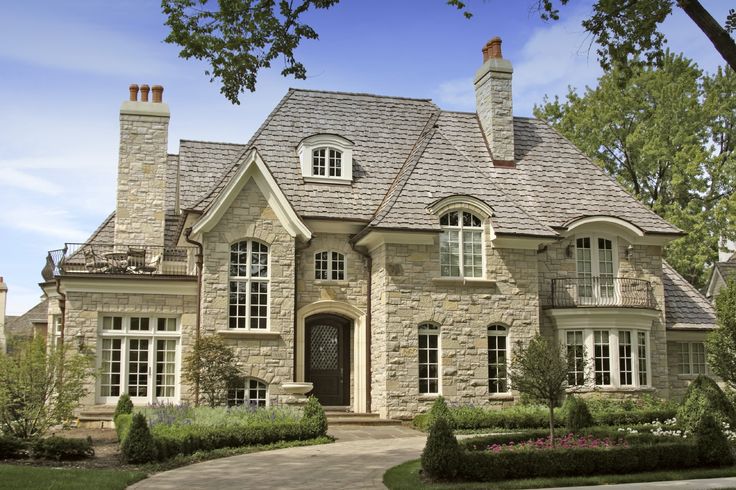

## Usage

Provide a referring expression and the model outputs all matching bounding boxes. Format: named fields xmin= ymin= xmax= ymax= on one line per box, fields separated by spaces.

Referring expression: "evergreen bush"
xmin=426 ymin=396 xmax=455 ymax=429
xmin=0 ymin=434 xmax=26 ymax=459
xmin=121 ymin=413 xmax=156 ymax=464
xmin=694 ymin=413 xmax=734 ymax=467
xmin=32 ymin=436 xmax=94 ymax=460
xmin=563 ymin=396 xmax=593 ymax=431
xmin=301 ymin=396 xmax=328 ymax=437
xmin=114 ymin=394 xmax=134 ymax=419
xmin=678 ymin=375 xmax=736 ymax=432
xmin=421 ymin=416 xmax=461 ymax=480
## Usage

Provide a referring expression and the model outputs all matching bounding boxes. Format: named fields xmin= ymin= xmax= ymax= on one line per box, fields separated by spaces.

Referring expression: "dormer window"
xmin=298 ymin=134 xmax=354 ymax=184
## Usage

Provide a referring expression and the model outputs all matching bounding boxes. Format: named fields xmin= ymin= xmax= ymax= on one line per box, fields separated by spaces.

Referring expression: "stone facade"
xmin=474 ymin=58 xmax=514 ymax=162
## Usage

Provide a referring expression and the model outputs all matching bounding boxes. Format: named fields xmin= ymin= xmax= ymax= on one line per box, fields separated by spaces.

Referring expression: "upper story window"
xmin=576 ymin=236 xmax=616 ymax=300
xmin=229 ymin=240 xmax=269 ymax=330
xmin=440 ymin=210 xmax=484 ymax=278
xmin=298 ymin=134 xmax=354 ymax=184
xmin=315 ymin=251 xmax=345 ymax=281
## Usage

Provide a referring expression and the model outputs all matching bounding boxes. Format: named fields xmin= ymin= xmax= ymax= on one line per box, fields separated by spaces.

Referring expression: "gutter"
xmin=184 ymin=227 xmax=204 ymax=406
xmin=350 ymin=242 xmax=372 ymax=414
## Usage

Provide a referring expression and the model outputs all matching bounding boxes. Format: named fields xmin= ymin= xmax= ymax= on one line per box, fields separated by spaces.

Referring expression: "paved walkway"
xmin=129 ymin=426 xmax=425 ymax=490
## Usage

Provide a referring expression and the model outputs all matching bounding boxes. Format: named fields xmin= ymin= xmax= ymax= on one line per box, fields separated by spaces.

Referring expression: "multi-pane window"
xmin=439 ymin=211 xmax=483 ymax=278
xmin=678 ymin=342 xmax=706 ymax=375
xmin=314 ymin=251 xmax=346 ymax=280
xmin=594 ymin=330 xmax=611 ymax=385
xmin=488 ymin=325 xmax=508 ymax=393
xmin=619 ymin=331 xmax=633 ymax=385
xmin=229 ymin=240 xmax=269 ymax=330
xmin=312 ymin=148 xmax=342 ymax=177
xmin=228 ymin=378 xmax=268 ymax=407
xmin=638 ymin=332 xmax=648 ymax=385
xmin=566 ymin=330 xmax=585 ymax=386
xmin=418 ymin=323 xmax=440 ymax=395
xmin=576 ymin=236 xmax=615 ymax=300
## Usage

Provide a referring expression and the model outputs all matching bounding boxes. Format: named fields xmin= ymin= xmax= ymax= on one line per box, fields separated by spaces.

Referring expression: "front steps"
xmin=326 ymin=410 xmax=402 ymax=426
xmin=77 ymin=405 xmax=116 ymax=429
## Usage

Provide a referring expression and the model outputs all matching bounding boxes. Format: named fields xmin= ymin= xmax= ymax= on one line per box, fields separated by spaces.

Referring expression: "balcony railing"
xmin=549 ymin=276 xmax=656 ymax=309
xmin=44 ymin=243 xmax=198 ymax=279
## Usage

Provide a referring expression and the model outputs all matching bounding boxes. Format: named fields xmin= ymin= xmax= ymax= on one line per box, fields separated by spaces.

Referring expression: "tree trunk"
xmin=549 ymin=401 xmax=555 ymax=447
xmin=677 ymin=0 xmax=736 ymax=71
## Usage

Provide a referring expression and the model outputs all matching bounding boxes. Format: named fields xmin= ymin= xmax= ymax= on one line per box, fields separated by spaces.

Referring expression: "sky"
xmin=0 ymin=0 xmax=731 ymax=315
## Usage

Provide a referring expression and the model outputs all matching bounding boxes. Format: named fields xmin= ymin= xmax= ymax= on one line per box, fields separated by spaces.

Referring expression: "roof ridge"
xmin=179 ymin=139 xmax=246 ymax=147
xmin=288 ymin=87 xmax=433 ymax=103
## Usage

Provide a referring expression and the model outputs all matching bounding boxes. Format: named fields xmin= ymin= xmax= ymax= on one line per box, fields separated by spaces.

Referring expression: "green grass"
xmin=0 ymin=465 xmax=146 ymax=490
xmin=384 ymin=460 xmax=736 ymax=489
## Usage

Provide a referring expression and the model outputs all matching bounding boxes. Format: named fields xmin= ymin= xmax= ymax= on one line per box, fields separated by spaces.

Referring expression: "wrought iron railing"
xmin=43 ymin=243 xmax=198 ymax=279
xmin=549 ymin=276 xmax=656 ymax=309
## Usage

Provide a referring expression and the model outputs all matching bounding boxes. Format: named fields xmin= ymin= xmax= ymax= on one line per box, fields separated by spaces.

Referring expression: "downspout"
xmin=351 ymin=243 xmax=372 ymax=414
xmin=184 ymin=227 xmax=203 ymax=406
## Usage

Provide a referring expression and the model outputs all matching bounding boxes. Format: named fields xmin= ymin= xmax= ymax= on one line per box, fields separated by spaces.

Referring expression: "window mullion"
xmin=246 ymin=241 xmax=252 ymax=331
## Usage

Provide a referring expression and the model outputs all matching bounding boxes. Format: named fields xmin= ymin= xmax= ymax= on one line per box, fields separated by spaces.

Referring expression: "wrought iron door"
xmin=306 ymin=315 xmax=350 ymax=406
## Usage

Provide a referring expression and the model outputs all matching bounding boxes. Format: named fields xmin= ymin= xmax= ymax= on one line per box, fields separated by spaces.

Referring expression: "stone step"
xmin=325 ymin=411 xmax=380 ymax=418
xmin=327 ymin=416 xmax=403 ymax=426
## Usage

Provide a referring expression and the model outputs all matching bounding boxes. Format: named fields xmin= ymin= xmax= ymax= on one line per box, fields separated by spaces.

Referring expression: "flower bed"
xmin=487 ymin=433 xmax=626 ymax=453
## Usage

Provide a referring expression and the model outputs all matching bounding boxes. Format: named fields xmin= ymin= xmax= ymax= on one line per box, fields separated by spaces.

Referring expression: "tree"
xmin=183 ymin=335 xmax=240 ymax=407
xmin=508 ymin=334 xmax=571 ymax=444
xmin=535 ymin=54 xmax=736 ymax=288
xmin=161 ymin=0 xmax=734 ymax=104
xmin=707 ymin=279 xmax=736 ymax=387
xmin=0 ymin=337 xmax=93 ymax=439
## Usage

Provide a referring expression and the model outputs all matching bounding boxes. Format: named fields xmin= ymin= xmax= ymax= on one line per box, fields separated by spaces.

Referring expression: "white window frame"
xmin=227 ymin=377 xmax=269 ymax=407
xmin=297 ymin=134 xmax=354 ymax=184
xmin=487 ymin=325 xmax=509 ymax=394
xmin=229 ymin=240 xmax=270 ymax=330
xmin=418 ymin=323 xmax=441 ymax=395
xmin=314 ymin=251 xmax=346 ymax=281
xmin=677 ymin=342 xmax=707 ymax=375
xmin=97 ymin=315 xmax=181 ymax=405
xmin=575 ymin=235 xmax=618 ymax=303
xmin=439 ymin=210 xmax=486 ymax=279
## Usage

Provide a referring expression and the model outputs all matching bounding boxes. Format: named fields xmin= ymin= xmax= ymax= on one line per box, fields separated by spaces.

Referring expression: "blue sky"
xmin=0 ymin=0 xmax=730 ymax=315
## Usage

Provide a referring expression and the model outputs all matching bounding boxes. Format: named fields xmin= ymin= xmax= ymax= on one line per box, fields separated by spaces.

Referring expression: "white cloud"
xmin=1 ymin=169 xmax=63 ymax=196
xmin=0 ymin=205 xmax=91 ymax=242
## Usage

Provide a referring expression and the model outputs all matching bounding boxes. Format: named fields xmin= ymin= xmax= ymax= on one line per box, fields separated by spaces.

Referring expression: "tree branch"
xmin=678 ymin=0 xmax=736 ymax=71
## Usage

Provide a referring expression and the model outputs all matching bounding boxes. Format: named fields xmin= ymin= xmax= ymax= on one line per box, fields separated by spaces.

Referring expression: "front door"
xmin=306 ymin=315 xmax=350 ymax=406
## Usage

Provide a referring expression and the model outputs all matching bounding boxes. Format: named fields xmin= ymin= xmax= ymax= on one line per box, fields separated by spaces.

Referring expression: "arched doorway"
xmin=305 ymin=314 xmax=351 ymax=406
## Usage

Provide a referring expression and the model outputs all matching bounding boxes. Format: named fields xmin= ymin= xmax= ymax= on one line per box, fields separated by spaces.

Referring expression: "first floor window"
xmin=619 ymin=331 xmax=633 ymax=385
xmin=594 ymin=330 xmax=611 ymax=385
xmin=638 ymin=332 xmax=648 ymax=385
xmin=678 ymin=342 xmax=706 ymax=375
xmin=487 ymin=325 xmax=508 ymax=393
xmin=314 ymin=251 xmax=345 ymax=280
xmin=418 ymin=323 xmax=440 ymax=394
xmin=229 ymin=240 xmax=269 ymax=330
xmin=566 ymin=330 xmax=585 ymax=386
xmin=228 ymin=378 xmax=268 ymax=407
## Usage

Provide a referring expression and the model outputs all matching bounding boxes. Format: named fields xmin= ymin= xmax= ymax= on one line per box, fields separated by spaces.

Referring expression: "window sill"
xmin=418 ymin=394 xmax=441 ymax=401
xmin=217 ymin=330 xmax=282 ymax=341
xmin=303 ymin=176 xmax=353 ymax=186
xmin=314 ymin=279 xmax=348 ymax=286
xmin=431 ymin=277 xmax=496 ymax=287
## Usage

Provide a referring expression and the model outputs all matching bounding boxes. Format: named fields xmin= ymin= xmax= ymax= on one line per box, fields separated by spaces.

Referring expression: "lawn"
xmin=0 ymin=465 xmax=146 ymax=490
xmin=384 ymin=460 xmax=736 ymax=490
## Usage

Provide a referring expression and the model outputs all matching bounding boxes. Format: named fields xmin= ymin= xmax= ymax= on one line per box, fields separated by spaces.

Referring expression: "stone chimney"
xmin=0 ymin=277 xmax=7 ymax=354
xmin=114 ymin=84 xmax=170 ymax=247
xmin=474 ymin=37 xmax=514 ymax=166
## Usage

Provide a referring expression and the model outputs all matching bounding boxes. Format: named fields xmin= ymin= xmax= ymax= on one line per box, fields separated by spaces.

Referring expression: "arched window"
xmin=575 ymin=236 xmax=615 ymax=300
xmin=229 ymin=240 xmax=269 ymax=330
xmin=418 ymin=323 xmax=440 ymax=394
xmin=314 ymin=251 xmax=346 ymax=280
xmin=227 ymin=378 xmax=268 ymax=407
xmin=487 ymin=325 xmax=508 ymax=393
xmin=312 ymin=148 xmax=342 ymax=177
xmin=440 ymin=210 xmax=483 ymax=278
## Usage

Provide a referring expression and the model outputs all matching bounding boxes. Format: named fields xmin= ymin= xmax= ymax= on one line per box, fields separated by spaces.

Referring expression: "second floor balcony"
xmin=549 ymin=276 xmax=656 ymax=310
xmin=44 ymin=243 xmax=198 ymax=279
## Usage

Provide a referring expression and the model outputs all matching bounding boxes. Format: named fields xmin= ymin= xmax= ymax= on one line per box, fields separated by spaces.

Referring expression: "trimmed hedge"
xmin=115 ymin=413 xmax=133 ymax=442
xmin=32 ymin=436 xmax=94 ymax=461
xmin=0 ymin=435 xmax=26 ymax=459
xmin=678 ymin=375 xmax=736 ymax=432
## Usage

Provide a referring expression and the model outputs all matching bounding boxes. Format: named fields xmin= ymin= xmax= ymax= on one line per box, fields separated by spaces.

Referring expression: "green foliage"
xmin=302 ymin=396 xmax=328 ymax=436
xmin=114 ymin=413 xmax=132 ymax=443
xmin=114 ymin=394 xmax=134 ymax=420
xmin=121 ymin=413 xmax=157 ymax=464
xmin=694 ymin=414 xmax=734 ymax=467
xmin=562 ymin=396 xmax=593 ymax=431
xmin=708 ymin=279 xmax=736 ymax=387
xmin=31 ymin=436 xmax=94 ymax=461
xmin=421 ymin=417 xmax=461 ymax=481
xmin=0 ymin=434 xmax=26 ymax=458
xmin=535 ymin=57 xmax=736 ymax=288
xmin=0 ymin=337 xmax=93 ymax=439
xmin=182 ymin=336 xmax=240 ymax=407
xmin=677 ymin=375 xmax=736 ymax=432
xmin=426 ymin=396 xmax=454 ymax=429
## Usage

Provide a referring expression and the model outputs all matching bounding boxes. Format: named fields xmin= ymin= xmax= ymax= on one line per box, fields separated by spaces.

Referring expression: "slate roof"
xmin=662 ymin=261 xmax=716 ymax=330
xmin=5 ymin=299 xmax=48 ymax=338
xmin=715 ymin=261 xmax=736 ymax=284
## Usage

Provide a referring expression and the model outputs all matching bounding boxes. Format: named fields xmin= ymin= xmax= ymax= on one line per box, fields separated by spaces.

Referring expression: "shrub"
xmin=421 ymin=417 xmax=461 ymax=480
xmin=695 ymin=414 xmax=734 ymax=467
xmin=302 ymin=396 xmax=328 ymax=437
xmin=593 ymin=408 xmax=677 ymax=426
xmin=183 ymin=336 xmax=240 ymax=407
xmin=426 ymin=396 xmax=454 ymax=429
xmin=114 ymin=394 xmax=134 ymax=419
xmin=32 ymin=436 xmax=94 ymax=461
xmin=562 ymin=396 xmax=593 ymax=431
xmin=121 ymin=413 xmax=156 ymax=464
xmin=0 ymin=434 xmax=26 ymax=458
xmin=115 ymin=413 xmax=133 ymax=442
xmin=678 ymin=375 xmax=736 ymax=432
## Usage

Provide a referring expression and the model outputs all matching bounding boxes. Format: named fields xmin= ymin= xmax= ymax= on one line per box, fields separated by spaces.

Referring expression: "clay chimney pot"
xmin=129 ymin=84 xmax=139 ymax=101
xmin=140 ymin=84 xmax=150 ymax=102
xmin=151 ymin=85 xmax=164 ymax=103
xmin=486 ymin=36 xmax=503 ymax=59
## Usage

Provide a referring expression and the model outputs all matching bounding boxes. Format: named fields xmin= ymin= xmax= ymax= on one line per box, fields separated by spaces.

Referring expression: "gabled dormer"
xmin=297 ymin=134 xmax=354 ymax=185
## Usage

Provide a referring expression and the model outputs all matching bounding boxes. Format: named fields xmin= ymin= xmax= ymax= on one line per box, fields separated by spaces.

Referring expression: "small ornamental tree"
xmin=121 ymin=413 xmax=157 ymax=464
xmin=708 ymin=279 xmax=736 ymax=388
xmin=114 ymin=393 xmax=134 ymax=420
xmin=183 ymin=335 xmax=240 ymax=407
xmin=421 ymin=416 xmax=461 ymax=481
xmin=508 ymin=335 xmax=571 ymax=445
xmin=0 ymin=337 xmax=93 ymax=439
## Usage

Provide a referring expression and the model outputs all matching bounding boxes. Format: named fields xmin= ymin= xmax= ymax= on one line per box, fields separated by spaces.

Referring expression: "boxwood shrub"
xmin=0 ymin=435 xmax=27 ymax=459
xmin=31 ymin=436 xmax=95 ymax=461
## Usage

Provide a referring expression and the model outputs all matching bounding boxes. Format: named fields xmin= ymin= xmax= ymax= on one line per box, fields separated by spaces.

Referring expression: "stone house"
xmin=41 ymin=38 xmax=715 ymax=419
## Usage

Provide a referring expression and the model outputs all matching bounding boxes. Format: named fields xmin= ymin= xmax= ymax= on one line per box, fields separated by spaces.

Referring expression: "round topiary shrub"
xmin=678 ymin=375 xmax=736 ymax=432
xmin=695 ymin=413 xmax=734 ymax=467
xmin=426 ymin=396 xmax=455 ymax=430
xmin=562 ymin=396 xmax=593 ymax=431
xmin=302 ymin=396 xmax=328 ymax=437
xmin=121 ymin=413 xmax=157 ymax=464
xmin=114 ymin=393 xmax=134 ymax=420
xmin=421 ymin=416 xmax=461 ymax=481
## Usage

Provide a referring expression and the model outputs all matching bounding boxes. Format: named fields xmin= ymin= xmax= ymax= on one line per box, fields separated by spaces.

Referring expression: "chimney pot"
xmin=151 ymin=85 xmax=164 ymax=103
xmin=129 ymin=84 xmax=139 ymax=101
xmin=140 ymin=84 xmax=150 ymax=102
xmin=486 ymin=36 xmax=503 ymax=60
